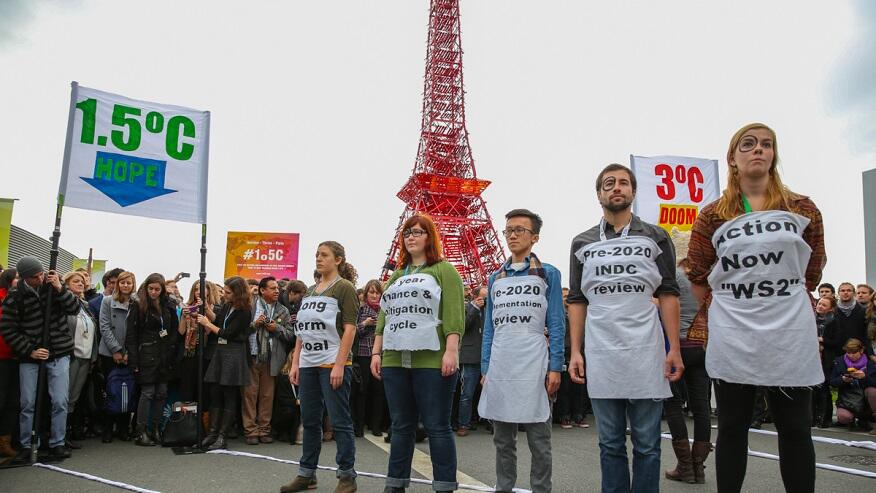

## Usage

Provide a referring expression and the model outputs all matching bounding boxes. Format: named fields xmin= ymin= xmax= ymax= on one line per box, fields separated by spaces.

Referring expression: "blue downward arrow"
xmin=81 ymin=151 xmax=177 ymax=207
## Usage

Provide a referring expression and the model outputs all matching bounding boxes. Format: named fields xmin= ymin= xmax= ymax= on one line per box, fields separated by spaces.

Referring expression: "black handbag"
xmin=836 ymin=385 xmax=866 ymax=416
xmin=162 ymin=402 xmax=201 ymax=447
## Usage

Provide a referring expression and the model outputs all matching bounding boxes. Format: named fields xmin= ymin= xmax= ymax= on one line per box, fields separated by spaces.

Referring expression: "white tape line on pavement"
xmin=660 ymin=433 xmax=876 ymax=479
xmin=749 ymin=427 xmax=876 ymax=451
xmin=209 ymin=448 xmax=532 ymax=493
xmin=714 ymin=424 xmax=876 ymax=450
xmin=33 ymin=462 xmax=161 ymax=493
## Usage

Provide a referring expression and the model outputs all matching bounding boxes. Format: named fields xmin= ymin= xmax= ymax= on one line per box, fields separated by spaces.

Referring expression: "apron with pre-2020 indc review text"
xmin=575 ymin=219 xmax=672 ymax=399
xmin=706 ymin=210 xmax=823 ymax=387
xmin=478 ymin=264 xmax=551 ymax=423
xmin=380 ymin=269 xmax=442 ymax=352
xmin=295 ymin=278 xmax=343 ymax=368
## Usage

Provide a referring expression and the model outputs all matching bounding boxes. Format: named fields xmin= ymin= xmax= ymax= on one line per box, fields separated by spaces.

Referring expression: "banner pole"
xmin=31 ymin=199 xmax=64 ymax=464
xmin=197 ymin=223 xmax=207 ymax=448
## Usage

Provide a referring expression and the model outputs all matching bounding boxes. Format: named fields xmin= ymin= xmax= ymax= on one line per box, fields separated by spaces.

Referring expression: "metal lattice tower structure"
xmin=381 ymin=0 xmax=506 ymax=288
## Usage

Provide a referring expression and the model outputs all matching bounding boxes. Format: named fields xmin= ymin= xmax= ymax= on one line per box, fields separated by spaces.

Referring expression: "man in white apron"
xmin=567 ymin=164 xmax=683 ymax=493
xmin=479 ymin=209 xmax=566 ymax=493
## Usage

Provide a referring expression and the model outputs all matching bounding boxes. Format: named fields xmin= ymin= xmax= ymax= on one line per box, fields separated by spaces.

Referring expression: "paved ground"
xmin=3 ymin=418 xmax=875 ymax=492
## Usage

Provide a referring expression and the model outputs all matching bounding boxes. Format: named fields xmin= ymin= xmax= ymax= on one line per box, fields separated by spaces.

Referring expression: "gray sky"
xmin=0 ymin=0 xmax=873 ymax=294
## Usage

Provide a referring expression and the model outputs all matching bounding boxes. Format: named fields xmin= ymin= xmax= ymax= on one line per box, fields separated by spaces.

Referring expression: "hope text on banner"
xmin=58 ymin=83 xmax=210 ymax=223
xmin=630 ymin=155 xmax=720 ymax=232
xmin=225 ymin=232 xmax=300 ymax=280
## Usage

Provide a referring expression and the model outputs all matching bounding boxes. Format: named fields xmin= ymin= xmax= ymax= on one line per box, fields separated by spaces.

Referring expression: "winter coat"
xmin=126 ymin=300 xmax=179 ymax=384
xmin=459 ymin=301 xmax=484 ymax=365
xmin=0 ymin=283 xmax=79 ymax=363
xmin=824 ymin=304 xmax=869 ymax=363
xmin=98 ymin=295 xmax=134 ymax=357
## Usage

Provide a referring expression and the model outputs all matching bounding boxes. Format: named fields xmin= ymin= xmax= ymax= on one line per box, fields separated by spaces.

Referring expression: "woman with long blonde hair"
xmin=687 ymin=123 xmax=826 ymax=492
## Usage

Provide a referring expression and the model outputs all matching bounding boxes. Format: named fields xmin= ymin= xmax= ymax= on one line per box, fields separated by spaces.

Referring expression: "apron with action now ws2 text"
xmin=706 ymin=210 xmax=822 ymax=387
xmin=575 ymin=219 xmax=672 ymax=399
xmin=295 ymin=278 xmax=343 ymax=368
xmin=478 ymin=255 xmax=551 ymax=423
xmin=380 ymin=266 xmax=442 ymax=353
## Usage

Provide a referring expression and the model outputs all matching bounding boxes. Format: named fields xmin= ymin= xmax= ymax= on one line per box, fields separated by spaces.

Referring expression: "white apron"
xmin=381 ymin=272 xmax=442 ymax=351
xmin=478 ymin=274 xmax=550 ymax=423
xmin=296 ymin=295 xmax=342 ymax=368
xmin=575 ymin=220 xmax=672 ymax=399
xmin=706 ymin=210 xmax=823 ymax=386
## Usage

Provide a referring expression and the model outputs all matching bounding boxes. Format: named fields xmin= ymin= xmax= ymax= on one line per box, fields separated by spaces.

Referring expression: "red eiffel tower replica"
xmin=381 ymin=0 xmax=506 ymax=289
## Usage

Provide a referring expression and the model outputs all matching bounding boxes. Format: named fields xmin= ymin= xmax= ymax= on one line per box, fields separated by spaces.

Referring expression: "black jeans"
xmin=353 ymin=356 xmax=385 ymax=432
xmin=555 ymin=370 xmax=587 ymax=420
xmin=664 ymin=346 xmax=711 ymax=442
xmin=0 ymin=359 xmax=19 ymax=436
xmin=714 ymin=381 xmax=814 ymax=493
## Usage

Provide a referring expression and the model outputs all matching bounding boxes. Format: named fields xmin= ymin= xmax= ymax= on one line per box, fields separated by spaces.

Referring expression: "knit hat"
xmin=16 ymin=256 xmax=44 ymax=279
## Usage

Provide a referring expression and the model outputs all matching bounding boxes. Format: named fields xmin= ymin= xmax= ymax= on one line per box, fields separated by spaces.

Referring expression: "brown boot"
xmin=0 ymin=435 xmax=16 ymax=457
xmin=334 ymin=476 xmax=357 ymax=493
xmin=665 ymin=439 xmax=695 ymax=483
xmin=280 ymin=475 xmax=317 ymax=492
xmin=691 ymin=441 xmax=713 ymax=484
xmin=201 ymin=410 xmax=210 ymax=433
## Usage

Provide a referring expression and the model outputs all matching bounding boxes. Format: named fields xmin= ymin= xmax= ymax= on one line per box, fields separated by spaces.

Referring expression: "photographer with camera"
xmin=0 ymin=256 xmax=81 ymax=463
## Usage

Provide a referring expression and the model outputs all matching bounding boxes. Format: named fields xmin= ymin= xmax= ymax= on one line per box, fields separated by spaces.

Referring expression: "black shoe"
xmin=49 ymin=446 xmax=71 ymax=459
xmin=65 ymin=439 xmax=81 ymax=450
xmin=371 ymin=430 xmax=383 ymax=437
xmin=101 ymin=428 xmax=114 ymax=443
xmin=206 ymin=433 xmax=226 ymax=451
xmin=384 ymin=433 xmax=391 ymax=443
xmin=151 ymin=428 xmax=162 ymax=446
xmin=750 ymin=420 xmax=762 ymax=430
xmin=354 ymin=425 xmax=364 ymax=438
xmin=11 ymin=448 xmax=32 ymax=465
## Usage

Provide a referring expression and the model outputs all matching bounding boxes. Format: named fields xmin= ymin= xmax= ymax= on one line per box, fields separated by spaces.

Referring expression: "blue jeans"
xmin=20 ymin=356 xmax=70 ymax=448
xmin=298 ymin=366 xmax=356 ymax=479
xmin=382 ymin=367 xmax=458 ymax=491
xmin=457 ymin=364 xmax=480 ymax=429
xmin=590 ymin=398 xmax=663 ymax=493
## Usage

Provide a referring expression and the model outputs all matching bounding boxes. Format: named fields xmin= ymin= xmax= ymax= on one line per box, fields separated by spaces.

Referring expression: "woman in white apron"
xmin=687 ymin=123 xmax=826 ymax=493
xmin=369 ymin=214 xmax=465 ymax=493
xmin=280 ymin=241 xmax=360 ymax=493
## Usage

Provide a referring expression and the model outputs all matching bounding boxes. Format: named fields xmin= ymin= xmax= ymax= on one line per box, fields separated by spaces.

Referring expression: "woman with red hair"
xmin=370 ymin=214 xmax=465 ymax=493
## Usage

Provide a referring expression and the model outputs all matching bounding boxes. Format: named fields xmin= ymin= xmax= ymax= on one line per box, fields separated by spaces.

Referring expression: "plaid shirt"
xmin=356 ymin=304 xmax=379 ymax=357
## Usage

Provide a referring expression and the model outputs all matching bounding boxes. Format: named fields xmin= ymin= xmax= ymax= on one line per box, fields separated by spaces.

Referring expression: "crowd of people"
xmin=0 ymin=122 xmax=875 ymax=493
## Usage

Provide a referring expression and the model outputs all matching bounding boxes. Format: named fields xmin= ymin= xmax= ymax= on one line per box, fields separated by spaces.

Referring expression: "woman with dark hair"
xmin=196 ymin=276 xmax=253 ymax=451
xmin=0 ymin=268 xmax=18 ymax=458
xmin=687 ymin=123 xmax=826 ymax=492
xmin=370 ymin=214 xmax=466 ymax=493
xmin=281 ymin=241 xmax=359 ymax=493
xmin=126 ymin=273 xmax=179 ymax=446
xmin=354 ymin=279 xmax=386 ymax=438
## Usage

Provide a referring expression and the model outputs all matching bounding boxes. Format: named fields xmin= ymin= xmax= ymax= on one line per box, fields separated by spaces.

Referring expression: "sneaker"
xmin=560 ymin=419 xmax=573 ymax=429
xmin=246 ymin=436 xmax=260 ymax=445
xmin=260 ymin=435 xmax=274 ymax=444
xmin=334 ymin=476 xmax=357 ymax=493
xmin=280 ymin=475 xmax=317 ymax=492
xmin=574 ymin=418 xmax=590 ymax=429
xmin=49 ymin=446 xmax=71 ymax=459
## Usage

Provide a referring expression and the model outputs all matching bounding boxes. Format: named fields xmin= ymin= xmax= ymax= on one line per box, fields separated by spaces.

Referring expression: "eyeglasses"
xmin=502 ymin=226 xmax=534 ymax=237
xmin=737 ymin=136 xmax=773 ymax=153
xmin=403 ymin=228 xmax=427 ymax=238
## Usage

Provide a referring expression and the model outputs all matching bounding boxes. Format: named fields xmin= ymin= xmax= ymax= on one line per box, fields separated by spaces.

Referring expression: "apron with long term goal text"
xmin=296 ymin=292 xmax=342 ymax=368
